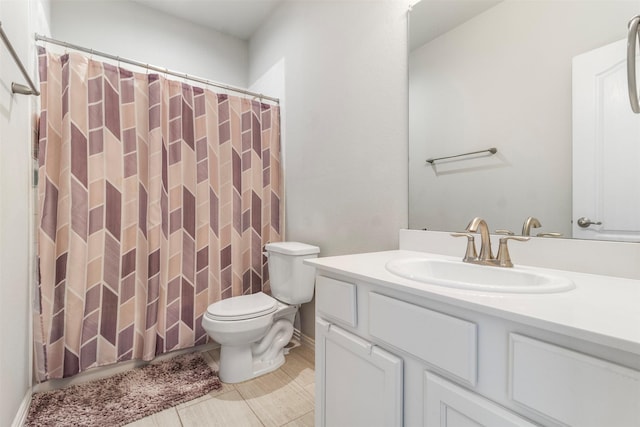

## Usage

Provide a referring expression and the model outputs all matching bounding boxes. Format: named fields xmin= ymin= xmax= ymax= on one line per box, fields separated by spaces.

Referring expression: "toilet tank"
xmin=265 ymin=242 xmax=320 ymax=304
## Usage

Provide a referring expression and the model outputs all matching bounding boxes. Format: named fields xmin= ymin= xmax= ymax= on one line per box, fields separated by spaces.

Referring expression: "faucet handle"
xmin=495 ymin=229 xmax=515 ymax=235
xmin=496 ymin=236 xmax=530 ymax=268
xmin=536 ymin=232 xmax=563 ymax=238
xmin=450 ymin=232 xmax=478 ymax=262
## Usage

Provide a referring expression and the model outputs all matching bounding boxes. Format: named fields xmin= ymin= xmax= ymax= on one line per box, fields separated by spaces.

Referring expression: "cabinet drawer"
xmin=369 ymin=293 xmax=477 ymax=385
xmin=509 ymin=334 xmax=640 ymax=426
xmin=316 ymin=276 xmax=357 ymax=327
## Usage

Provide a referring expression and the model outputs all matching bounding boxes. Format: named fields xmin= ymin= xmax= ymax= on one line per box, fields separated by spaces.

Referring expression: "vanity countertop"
xmin=305 ymin=250 xmax=640 ymax=355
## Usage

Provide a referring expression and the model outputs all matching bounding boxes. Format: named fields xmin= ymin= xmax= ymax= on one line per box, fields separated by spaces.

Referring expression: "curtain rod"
xmin=0 ymin=23 xmax=40 ymax=95
xmin=34 ymin=34 xmax=279 ymax=104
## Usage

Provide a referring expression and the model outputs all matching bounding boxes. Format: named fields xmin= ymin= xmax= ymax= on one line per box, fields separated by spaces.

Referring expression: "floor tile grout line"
xmin=278 ymin=409 xmax=314 ymax=427
xmin=235 ymin=369 xmax=314 ymax=427
xmin=277 ymin=365 xmax=298 ymax=384
xmin=176 ymin=406 xmax=186 ymax=427
xmin=176 ymin=388 xmax=251 ymax=427
xmin=245 ymin=399 xmax=268 ymax=427
xmin=230 ymin=384 xmax=269 ymax=427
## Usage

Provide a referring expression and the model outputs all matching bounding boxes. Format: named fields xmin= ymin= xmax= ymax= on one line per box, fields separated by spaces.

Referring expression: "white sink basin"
xmin=385 ymin=258 xmax=575 ymax=293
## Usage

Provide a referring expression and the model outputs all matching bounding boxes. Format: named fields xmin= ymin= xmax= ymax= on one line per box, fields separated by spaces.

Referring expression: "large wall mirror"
xmin=409 ymin=0 xmax=640 ymax=241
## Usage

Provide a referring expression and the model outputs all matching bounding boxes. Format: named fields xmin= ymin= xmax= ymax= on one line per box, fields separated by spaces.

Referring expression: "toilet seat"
xmin=206 ymin=292 xmax=278 ymax=321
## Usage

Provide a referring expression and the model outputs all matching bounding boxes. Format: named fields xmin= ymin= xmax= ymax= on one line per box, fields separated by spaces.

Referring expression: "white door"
xmin=315 ymin=319 xmax=403 ymax=427
xmin=424 ymin=372 xmax=536 ymax=427
xmin=573 ymin=38 xmax=640 ymax=241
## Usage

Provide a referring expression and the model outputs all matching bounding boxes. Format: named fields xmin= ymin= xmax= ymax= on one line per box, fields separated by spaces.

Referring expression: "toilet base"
xmin=218 ymin=345 xmax=286 ymax=383
xmin=218 ymin=314 xmax=295 ymax=383
xmin=253 ymin=352 xmax=286 ymax=378
xmin=218 ymin=345 xmax=252 ymax=383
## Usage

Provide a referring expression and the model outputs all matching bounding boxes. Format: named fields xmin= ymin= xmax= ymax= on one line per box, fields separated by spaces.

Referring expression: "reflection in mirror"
xmin=409 ymin=0 xmax=640 ymax=241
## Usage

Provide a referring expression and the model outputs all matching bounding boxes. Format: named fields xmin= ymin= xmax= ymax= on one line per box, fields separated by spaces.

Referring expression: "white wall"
xmin=0 ymin=0 xmax=49 ymax=424
xmin=51 ymin=0 xmax=249 ymax=88
xmin=250 ymin=0 xmax=409 ymax=255
xmin=409 ymin=1 xmax=638 ymax=236
xmin=249 ymin=1 xmax=409 ymax=336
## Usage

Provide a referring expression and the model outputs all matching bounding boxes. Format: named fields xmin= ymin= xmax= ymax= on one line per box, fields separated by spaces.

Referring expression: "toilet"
xmin=202 ymin=242 xmax=320 ymax=383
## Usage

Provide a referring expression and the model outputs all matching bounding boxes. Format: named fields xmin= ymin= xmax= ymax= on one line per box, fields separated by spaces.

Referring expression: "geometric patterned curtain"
xmin=34 ymin=47 xmax=283 ymax=381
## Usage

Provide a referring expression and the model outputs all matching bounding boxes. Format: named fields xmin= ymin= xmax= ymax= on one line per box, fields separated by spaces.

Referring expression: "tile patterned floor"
xmin=125 ymin=345 xmax=315 ymax=427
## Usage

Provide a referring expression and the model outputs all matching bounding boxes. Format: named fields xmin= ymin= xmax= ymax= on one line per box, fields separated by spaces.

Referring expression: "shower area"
xmin=11 ymin=2 xmax=285 ymax=383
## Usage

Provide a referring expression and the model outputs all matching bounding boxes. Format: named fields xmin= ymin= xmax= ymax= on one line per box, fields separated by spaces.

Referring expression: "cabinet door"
xmin=424 ymin=372 xmax=536 ymax=427
xmin=316 ymin=318 xmax=403 ymax=427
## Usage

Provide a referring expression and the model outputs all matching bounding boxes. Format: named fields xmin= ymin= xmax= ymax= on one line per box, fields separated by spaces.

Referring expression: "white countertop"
xmin=306 ymin=250 xmax=640 ymax=355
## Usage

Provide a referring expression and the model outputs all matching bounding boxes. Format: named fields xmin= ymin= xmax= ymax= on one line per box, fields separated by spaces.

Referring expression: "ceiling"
xmin=132 ymin=0 xmax=283 ymax=40
xmin=131 ymin=0 xmax=500 ymax=48
xmin=409 ymin=0 xmax=501 ymax=51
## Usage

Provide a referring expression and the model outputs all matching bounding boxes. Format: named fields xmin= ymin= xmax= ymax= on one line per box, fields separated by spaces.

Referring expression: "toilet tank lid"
xmin=265 ymin=242 xmax=320 ymax=256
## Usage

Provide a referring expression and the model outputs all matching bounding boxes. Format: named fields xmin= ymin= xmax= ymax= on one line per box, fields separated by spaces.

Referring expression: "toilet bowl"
xmin=202 ymin=242 xmax=319 ymax=383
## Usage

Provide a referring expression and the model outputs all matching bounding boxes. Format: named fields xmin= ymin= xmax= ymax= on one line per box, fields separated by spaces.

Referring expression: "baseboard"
xmin=300 ymin=333 xmax=315 ymax=350
xmin=11 ymin=388 xmax=32 ymax=427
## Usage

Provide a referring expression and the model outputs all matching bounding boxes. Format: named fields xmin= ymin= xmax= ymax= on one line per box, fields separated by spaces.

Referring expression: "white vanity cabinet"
xmin=313 ymin=268 xmax=640 ymax=427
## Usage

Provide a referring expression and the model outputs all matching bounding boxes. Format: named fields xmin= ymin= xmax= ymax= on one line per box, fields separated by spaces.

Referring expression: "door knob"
xmin=577 ymin=217 xmax=602 ymax=228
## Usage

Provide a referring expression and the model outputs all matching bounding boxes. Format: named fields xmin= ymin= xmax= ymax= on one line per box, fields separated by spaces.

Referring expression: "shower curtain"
xmin=34 ymin=47 xmax=283 ymax=381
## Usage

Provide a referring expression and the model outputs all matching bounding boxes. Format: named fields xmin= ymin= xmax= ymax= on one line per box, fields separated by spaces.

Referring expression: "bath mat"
xmin=25 ymin=352 xmax=222 ymax=426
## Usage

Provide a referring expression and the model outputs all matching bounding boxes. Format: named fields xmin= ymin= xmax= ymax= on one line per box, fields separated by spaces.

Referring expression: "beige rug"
xmin=25 ymin=352 xmax=222 ymax=426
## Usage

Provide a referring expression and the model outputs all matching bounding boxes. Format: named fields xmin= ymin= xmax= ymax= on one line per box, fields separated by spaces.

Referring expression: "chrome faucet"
xmin=451 ymin=217 xmax=529 ymax=267
xmin=522 ymin=216 xmax=541 ymax=236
